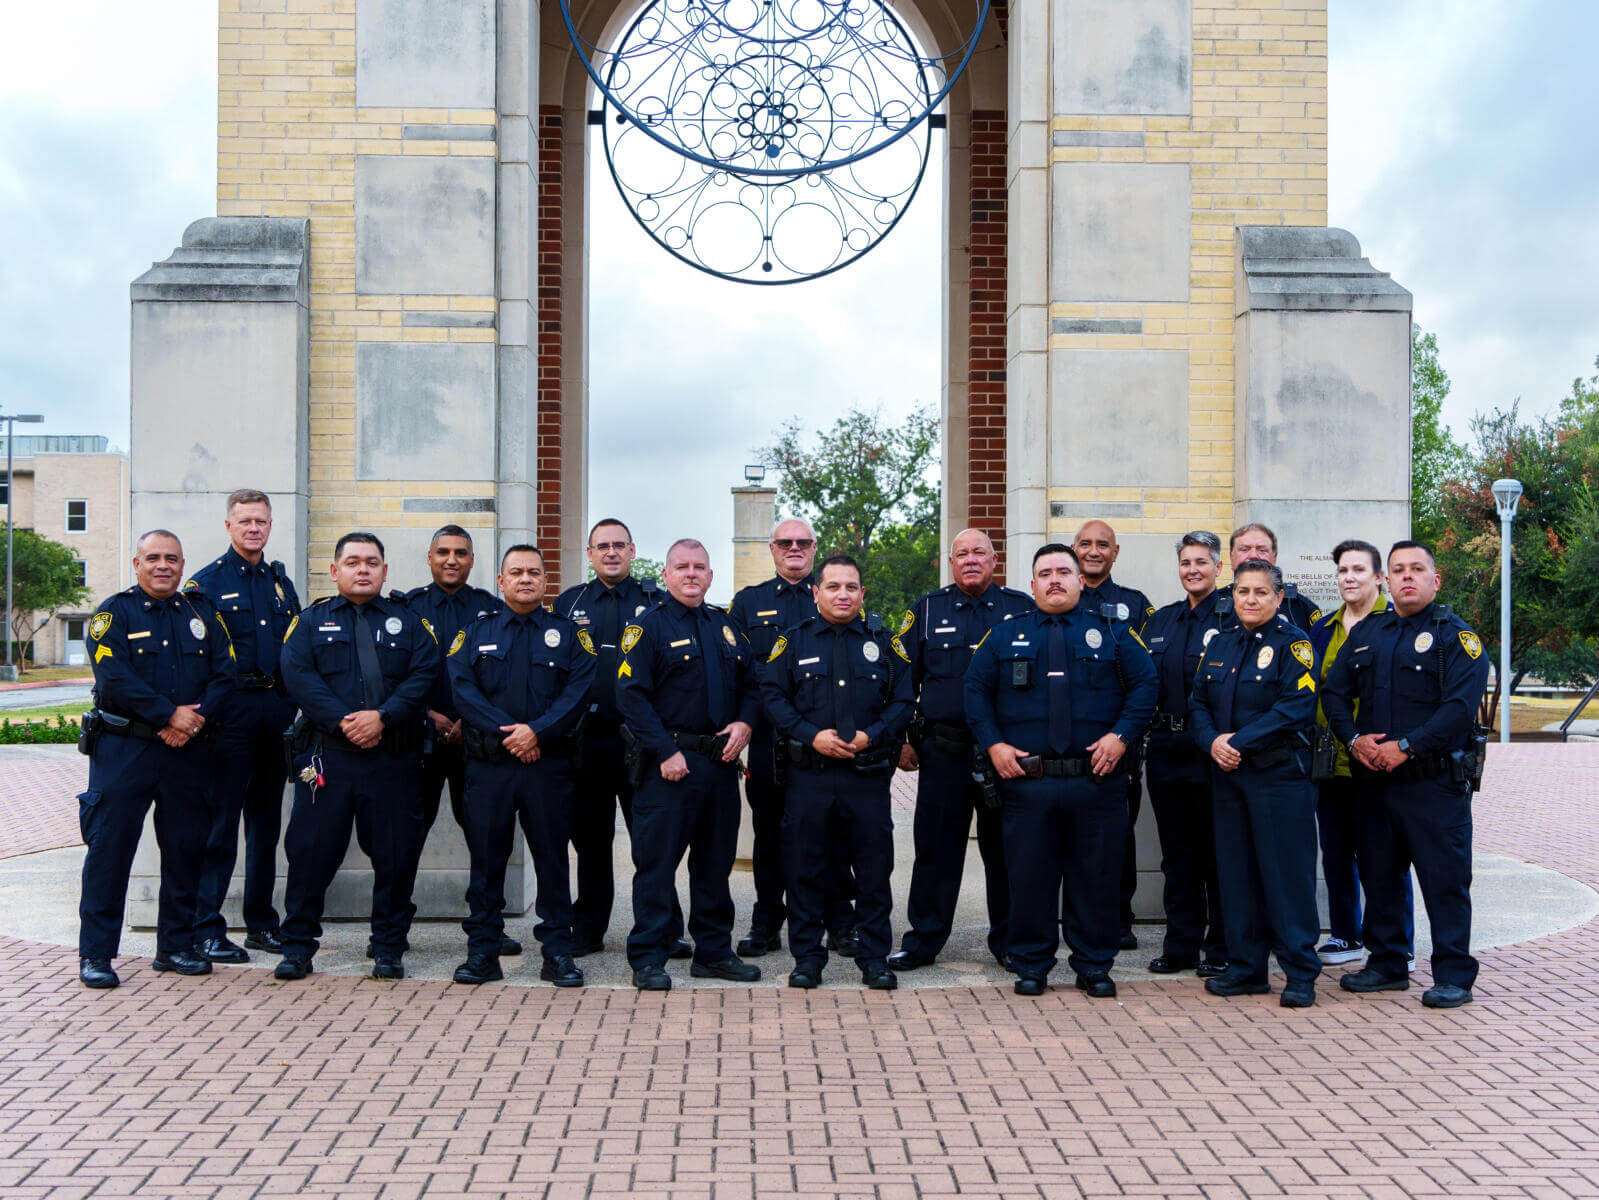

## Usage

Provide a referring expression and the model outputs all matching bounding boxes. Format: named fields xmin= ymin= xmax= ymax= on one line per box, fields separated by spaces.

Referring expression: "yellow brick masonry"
xmin=217 ymin=1 xmax=497 ymax=594
xmin=1045 ymin=0 xmax=1327 ymax=542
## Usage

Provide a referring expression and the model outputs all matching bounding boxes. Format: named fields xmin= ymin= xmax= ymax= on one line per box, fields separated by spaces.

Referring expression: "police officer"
xmin=78 ymin=530 xmax=237 ymax=988
xmin=186 ymin=489 xmax=300 ymax=964
xmin=1139 ymin=531 xmax=1230 ymax=976
xmin=1073 ymin=519 xmax=1156 ymax=950
xmin=1322 ymin=540 xmax=1490 ymax=1009
xmin=761 ymin=554 xmax=914 ymax=989
xmin=448 ymin=545 xmax=596 ymax=988
xmin=274 ymin=531 xmax=440 ymax=981
xmin=1187 ymin=558 xmax=1321 ymax=1007
xmin=1220 ymin=523 xmax=1321 ymax=632
xmin=616 ymin=537 xmax=762 ymax=990
xmin=888 ymin=528 xmax=1031 ymax=971
xmin=730 ymin=517 xmax=857 ymax=957
xmin=964 ymin=543 xmax=1156 ymax=998
xmin=553 ymin=517 xmax=683 ymax=958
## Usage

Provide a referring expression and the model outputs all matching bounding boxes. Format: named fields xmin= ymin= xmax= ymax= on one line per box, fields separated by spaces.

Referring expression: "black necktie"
xmin=506 ymin=616 xmax=530 ymax=722
xmin=355 ymin=606 xmax=387 ymax=708
xmin=699 ymin=608 xmax=728 ymax=728
xmin=599 ymin=586 xmax=622 ymax=651
xmin=1047 ymin=618 xmax=1072 ymax=755
xmin=1218 ymin=632 xmax=1252 ymax=730
xmin=831 ymin=627 xmax=856 ymax=742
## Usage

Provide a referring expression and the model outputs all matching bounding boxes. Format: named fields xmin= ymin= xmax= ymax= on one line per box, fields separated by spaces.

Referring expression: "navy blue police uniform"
xmin=447 ymin=606 xmax=596 ymax=967
xmin=277 ymin=593 xmax=439 ymax=970
xmin=760 ymin=615 xmax=914 ymax=981
xmin=1080 ymin=576 xmax=1156 ymax=942
xmin=1321 ymin=602 xmax=1490 ymax=991
xmin=894 ymin=580 xmax=1033 ymax=966
xmin=1187 ymin=614 xmax=1322 ymax=995
xmin=554 ymin=573 xmax=669 ymax=949
xmin=964 ymin=605 xmax=1156 ymax=985
xmin=185 ymin=549 xmax=300 ymax=950
xmin=1139 ymin=588 xmax=1232 ymax=970
xmin=80 ymin=586 xmax=237 ymax=969
xmin=399 ymin=581 xmax=500 ymax=836
xmin=1217 ymin=581 xmax=1321 ymax=635
xmin=616 ymin=597 xmax=761 ymax=972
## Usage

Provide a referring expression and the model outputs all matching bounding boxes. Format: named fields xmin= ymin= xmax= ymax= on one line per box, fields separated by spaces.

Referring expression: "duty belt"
xmin=786 ymin=738 xmax=897 ymax=775
xmin=463 ymin=723 xmax=576 ymax=765
xmin=1242 ymin=738 xmax=1306 ymax=771
xmin=1019 ymin=754 xmax=1093 ymax=779
xmin=235 ymin=671 xmax=279 ymax=692
xmin=918 ymin=719 xmax=974 ymax=755
xmin=1393 ymin=752 xmax=1451 ymax=782
xmin=95 ymin=709 xmax=164 ymax=742
xmin=671 ymin=729 xmax=732 ymax=761
xmin=1150 ymin=712 xmax=1186 ymax=733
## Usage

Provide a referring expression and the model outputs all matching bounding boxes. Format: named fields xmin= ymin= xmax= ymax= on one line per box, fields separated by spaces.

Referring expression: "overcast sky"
xmin=2 ymin=1 xmax=1595 ymax=588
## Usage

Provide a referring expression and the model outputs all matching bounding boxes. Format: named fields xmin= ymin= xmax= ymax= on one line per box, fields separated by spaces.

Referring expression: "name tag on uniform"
xmin=1011 ymin=639 xmax=1030 ymax=646
xmin=670 ymin=638 xmax=691 ymax=648
xmin=935 ymin=625 xmax=956 ymax=633
xmin=798 ymin=656 xmax=820 ymax=666
xmin=128 ymin=631 xmax=151 ymax=640
xmin=478 ymin=644 xmax=497 ymax=652
xmin=220 ymin=593 xmax=239 ymax=601
xmin=1047 ymin=670 xmax=1065 ymax=677
xmin=757 ymin=610 xmax=778 ymax=617
xmin=319 ymin=623 xmax=340 ymax=632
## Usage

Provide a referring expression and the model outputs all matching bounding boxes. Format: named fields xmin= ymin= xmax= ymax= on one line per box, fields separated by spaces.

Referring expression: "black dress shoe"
xmin=1196 ymin=959 xmax=1228 ymax=978
xmin=274 ymin=957 xmax=313 ymax=981
xmin=690 ymin=957 xmax=761 ymax=982
xmin=540 ymin=955 xmax=584 ymax=988
xmin=371 ymin=957 xmax=405 ymax=980
xmin=1118 ymin=929 xmax=1139 ymax=951
xmin=499 ymin=936 xmax=524 ymax=957
xmin=1280 ymin=982 xmax=1316 ymax=1008
xmin=668 ymin=937 xmax=693 ymax=960
xmin=788 ymin=966 xmax=822 ymax=989
xmin=1148 ymin=955 xmax=1199 ymax=975
xmin=243 ymin=930 xmax=284 ymax=954
xmin=79 ymin=958 xmax=119 ymax=989
xmin=152 ymin=949 xmax=212 ymax=976
xmin=1421 ymin=983 xmax=1473 ymax=1009
xmin=202 ymin=937 xmax=250 ymax=964
xmin=1339 ymin=967 xmax=1410 ymax=993
xmin=737 ymin=929 xmax=782 ymax=957
xmin=886 ymin=950 xmax=935 ymax=971
xmin=572 ymin=938 xmax=605 ymax=957
xmin=633 ymin=964 xmax=672 ymax=991
xmin=1014 ymin=977 xmax=1046 ymax=997
xmin=453 ymin=955 xmax=503 ymax=985
xmin=828 ymin=928 xmax=861 ymax=958
xmin=1075 ymin=974 xmax=1116 ymax=999
xmin=861 ymin=965 xmax=897 ymax=990
xmin=1204 ymin=973 xmax=1270 ymax=997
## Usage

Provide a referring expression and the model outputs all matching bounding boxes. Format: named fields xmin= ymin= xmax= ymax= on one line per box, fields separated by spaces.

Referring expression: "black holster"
xmin=621 ymin=725 xmax=648 ymax=789
xmin=970 ymin=747 xmax=1003 ymax=810
xmin=1309 ymin=725 xmax=1339 ymax=782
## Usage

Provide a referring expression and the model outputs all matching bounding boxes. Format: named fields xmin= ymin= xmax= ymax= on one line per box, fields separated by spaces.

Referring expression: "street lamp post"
xmin=1491 ymin=478 xmax=1524 ymax=744
xmin=1 ymin=412 xmax=46 ymax=683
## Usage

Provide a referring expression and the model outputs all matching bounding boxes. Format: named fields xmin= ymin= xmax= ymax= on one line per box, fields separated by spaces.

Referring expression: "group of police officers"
xmin=76 ymin=488 xmax=1490 ymax=1010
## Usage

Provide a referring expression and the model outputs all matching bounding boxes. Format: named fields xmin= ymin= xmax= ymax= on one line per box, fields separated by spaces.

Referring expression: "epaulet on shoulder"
xmin=1002 ymin=585 xmax=1029 ymax=598
xmin=310 ymin=595 xmax=333 ymax=608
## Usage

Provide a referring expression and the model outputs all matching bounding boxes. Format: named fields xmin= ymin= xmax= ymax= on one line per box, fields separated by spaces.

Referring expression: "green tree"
xmin=584 ymin=554 xmax=665 ymax=585
xmin=756 ymin=404 xmax=940 ymax=623
xmin=2 ymin=524 xmax=91 ymax=670
xmin=1411 ymin=325 xmax=1468 ymax=545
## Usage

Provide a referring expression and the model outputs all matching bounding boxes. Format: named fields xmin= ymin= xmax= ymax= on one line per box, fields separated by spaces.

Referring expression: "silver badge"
xmin=1203 ymin=628 xmax=1219 ymax=647
xmin=189 ymin=617 xmax=207 ymax=639
xmin=635 ymin=605 xmax=646 ymax=616
xmin=545 ymin=628 xmax=561 ymax=648
xmin=385 ymin=616 xmax=403 ymax=636
xmin=862 ymin=641 xmax=880 ymax=662
xmin=1256 ymin=645 xmax=1274 ymax=669
xmin=1085 ymin=628 xmax=1103 ymax=649
xmin=1117 ymin=603 xmax=1130 ymax=621
xmin=1414 ymin=632 xmax=1434 ymax=652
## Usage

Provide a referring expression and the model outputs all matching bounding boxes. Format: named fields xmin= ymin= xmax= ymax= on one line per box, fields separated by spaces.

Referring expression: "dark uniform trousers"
xmin=626 ymin=749 xmax=739 ymax=968
xmin=462 ymin=756 xmax=575 ymax=959
xmin=1358 ymin=773 xmax=1476 ymax=987
xmin=902 ymin=742 xmax=1008 ymax=961
xmin=1145 ymin=750 xmax=1226 ymax=962
xmin=421 ymin=742 xmax=468 ymax=835
xmin=195 ymin=689 xmax=294 ymax=941
xmin=79 ymin=736 xmax=212 ymax=959
xmin=748 ymin=737 xmax=857 ymax=938
xmin=1317 ymin=775 xmax=1416 ymax=949
xmin=1210 ymin=761 xmax=1321 ymax=985
xmin=783 ymin=764 xmax=893 ymax=970
xmin=1003 ymin=772 xmax=1127 ymax=979
xmin=280 ymin=746 xmax=424 ymax=960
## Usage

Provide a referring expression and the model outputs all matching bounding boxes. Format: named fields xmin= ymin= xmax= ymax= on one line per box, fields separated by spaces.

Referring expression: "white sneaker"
xmin=1407 ymin=956 xmax=1418 ymax=973
xmin=1317 ymin=937 xmax=1365 ymax=965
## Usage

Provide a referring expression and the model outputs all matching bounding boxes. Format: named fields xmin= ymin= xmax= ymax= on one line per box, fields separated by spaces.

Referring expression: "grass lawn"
xmin=0 ymin=667 xmax=93 ymax=685
xmin=0 ymin=705 xmax=87 ymax=726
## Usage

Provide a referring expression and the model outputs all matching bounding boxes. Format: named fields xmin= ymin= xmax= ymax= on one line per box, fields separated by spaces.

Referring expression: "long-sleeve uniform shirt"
xmin=86 ymin=586 xmax=238 ymax=726
xmin=730 ymin=573 xmax=816 ymax=734
xmin=185 ymin=547 xmax=300 ymax=683
xmin=555 ymin=575 xmax=662 ymax=725
xmin=1187 ymin=615 xmax=1318 ymax=758
xmin=446 ymin=607 xmax=597 ymax=740
xmin=899 ymin=582 xmax=1033 ymax=728
xmin=615 ymin=597 xmax=761 ymax=761
xmin=279 ymin=594 xmax=440 ymax=737
xmin=1141 ymin=589 xmax=1233 ymax=752
xmin=759 ymin=615 xmax=915 ymax=749
xmin=399 ymin=582 xmax=500 ymax=721
xmin=1080 ymin=577 xmax=1155 ymax=635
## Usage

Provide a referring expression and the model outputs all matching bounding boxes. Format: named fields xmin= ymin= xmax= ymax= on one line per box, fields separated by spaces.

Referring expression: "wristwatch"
xmin=1395 ymin=736 xmax=1412 ymax=758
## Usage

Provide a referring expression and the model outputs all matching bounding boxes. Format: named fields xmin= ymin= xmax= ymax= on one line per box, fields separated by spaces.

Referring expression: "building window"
xmin=0 ymin=477 xmax=8 ymax=505
xmin=73 ymin=559 xmax=87 ymax=587
xmin=66 ymin=618 xmax=86 ymax=643
xmin=66 ymin=499 xmax=86 ymax=532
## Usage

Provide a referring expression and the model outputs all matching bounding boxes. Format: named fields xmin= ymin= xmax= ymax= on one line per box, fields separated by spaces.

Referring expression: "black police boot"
xmin=1421 ymin=983 xmax=1473 ymax=1009
xmin=1339 ymin=967 xmax=1410 ymax=994
xmin=244 ymin=929 xmax=285 ymax=954
xmin=886 ymin=950 xmax=935 ymax=971
xmin=1204 ymin=972 xmax=1270 ymax=997
xmin=690 ymin=957 xmax=761 ymax=982
xmin=499 ymin=936 xmax=523 ymax=957
xmin=1013 ymin=977 xmax=1046 ymax=997
xmin=79 ymin=958 xmax=119 ymax=989
xmin=273 ymin=957 xmax=313 ymax=981
xmin=668 ymin=937 xmax=693 ymax=960
xmin=1195 ymin=959 xmax=1229 ymax=978
xmin=788 ymin=963 xmax=823 ymax=989
xmin=860 ymin=963 xmax=898 ymax=990
xmin=1148 ymin=955 xmax=1198 ymax=974
xmin=201 ymin=936 xmax=250 ymax=964
xmin=453 ymin=955 xmax=503 ymax=985
xmin=1280 ymin=981 xmax=1316 ymax=1008
xmin=152 ymin=949 xmax=213 ymax=976
xmin=540 ymin=955 xmax=584 ymax=988
xmin=633 ymin=964 xmax=672 ymax=991
xmin=1075 ymin=973 xmax=1116 ymax=999
xmin=371 ymin=957 xmax=405 ymax=981
xmin=737 ymin=928 xmax=782 ymax=957
xmin=828 ymin=927 xmax=861 ymax=958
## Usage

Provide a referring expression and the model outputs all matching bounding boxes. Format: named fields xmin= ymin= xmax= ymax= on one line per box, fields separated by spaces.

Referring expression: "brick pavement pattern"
xmin=0 ymin=745 xmax=1596 ymax=1198
xmin=0 ymin=747 xmax=85 ymax=862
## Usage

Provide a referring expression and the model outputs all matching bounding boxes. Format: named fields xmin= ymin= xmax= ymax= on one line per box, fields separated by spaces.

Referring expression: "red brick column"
xmin=968 ymin=110 xmax=1007 ymax=578
xmin=536 ymin=105 xmax=566 ymax=589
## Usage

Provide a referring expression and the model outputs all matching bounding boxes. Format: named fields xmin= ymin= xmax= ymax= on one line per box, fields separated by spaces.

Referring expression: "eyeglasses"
xmin=589 ymin=541 xmax=632 ymax=553
xmin=772 ymin=538 xmax=815 ymax=550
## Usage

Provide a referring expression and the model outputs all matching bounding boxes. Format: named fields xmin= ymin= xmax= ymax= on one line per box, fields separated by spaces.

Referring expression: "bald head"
xmin=769 ymin=517 xmax=817 ymax=584
xmin=950 ymin=527 xmax=997 ymax=596
xmin=1072 ymin=520 xmax=1119 ymax=587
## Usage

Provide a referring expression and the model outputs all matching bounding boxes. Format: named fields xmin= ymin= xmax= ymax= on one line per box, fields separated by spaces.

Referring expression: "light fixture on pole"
xmin=1 ymin=411 xmax=46 ymax=683
xmin=1490 ymin=478 xmax=1523 ymax=744
xmin=744 ymin=464 xmax=767 ymax=485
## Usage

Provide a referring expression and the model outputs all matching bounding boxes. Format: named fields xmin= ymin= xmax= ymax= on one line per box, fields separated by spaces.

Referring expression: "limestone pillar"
xmin=731 ymin=485 xmax=777 ymax=595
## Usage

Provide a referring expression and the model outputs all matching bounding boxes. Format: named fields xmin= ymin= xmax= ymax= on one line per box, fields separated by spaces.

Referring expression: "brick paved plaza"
xmin=1 ymin=745 xmax=1596 ymax=1198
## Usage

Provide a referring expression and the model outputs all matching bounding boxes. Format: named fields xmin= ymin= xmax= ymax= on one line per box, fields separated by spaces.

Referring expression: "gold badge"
xmin=897 ymin=609 xmax=915 ymax=637
xmin=89 ymin=611 xmax=113 ymax=641
xmin=1291 ymin=640 xmax=1313 ymax=669
xmin=891 ymin=635 xmax=911 ymax=663
xmin=1256 ymin=645 xmax=1274 ymax=669
xmin=723 ymin=624 xmax=737 ymax=647
xmin=1460 ymin=630 xmax=1483 ymax=659
xmin=577 ymin=629 xmax=596 ymax=655
xmin=282 ymin=613 xmax=299 ymax=642
xmin=448 ymin=630 xmax=466 ymax=656
xmin=767 ymin=635 xmax=788 ymax=663
xmin=420 ymin=617 xmax=437 ymax=643
xmin=275 ymin=581 xmax=286 ymax=602
xmin=621 ymin=624 xmax=643 ymax=654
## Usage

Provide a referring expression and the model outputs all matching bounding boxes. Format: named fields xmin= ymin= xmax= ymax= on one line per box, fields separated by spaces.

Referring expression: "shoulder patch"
xmin=183 ymin=579 xmax=199 ymax=593
xmin=420 ymin=617 xmax=437 ymax=643
xmin=89 ymin=611 xmax=113 ymax=641
xmin=448 ymin=630 xmax=466 ymax=656
xmin=577 ymin=629 xmax=596 ymax=656
xmin=891 ymin=634 xmax=911 ymax=663
xmin=621 ymin=624 xmax=644 ymax=654
xmin=1290 ymin=639 xmax=1314 ymax=669
xmin=767 ymin=635 xmax=788 ymax=663
xmin=1308 ymin=607 xmax=1323 ymax=624
xmin=1459 ymin=630 xmax=1483 ymax=659
xmin=897 ymin=609 xmax=915 ymax=636
xmin=282 ymin=613 xmax=299 ymax=643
